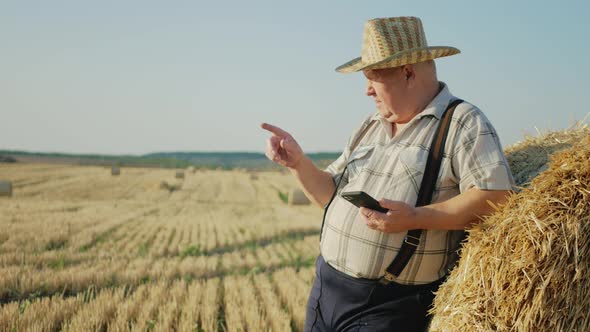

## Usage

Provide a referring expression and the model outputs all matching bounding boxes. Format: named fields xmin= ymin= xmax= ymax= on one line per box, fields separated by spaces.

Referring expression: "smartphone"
xmin=340 ymin=191 xmax=388 ymax=213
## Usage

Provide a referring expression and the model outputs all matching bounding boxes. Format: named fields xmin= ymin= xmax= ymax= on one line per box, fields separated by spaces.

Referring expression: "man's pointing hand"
xmin=261 ymin=123 xmax=304 ymax=168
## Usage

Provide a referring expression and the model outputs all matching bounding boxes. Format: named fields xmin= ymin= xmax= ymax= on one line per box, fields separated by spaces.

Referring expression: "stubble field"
xmin=0 ymin=163 xmax=322 ymax=331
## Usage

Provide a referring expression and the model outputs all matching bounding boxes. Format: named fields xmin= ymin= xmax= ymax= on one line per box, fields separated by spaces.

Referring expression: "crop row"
xmin=0 ymin=267 xmax=315 ymax=332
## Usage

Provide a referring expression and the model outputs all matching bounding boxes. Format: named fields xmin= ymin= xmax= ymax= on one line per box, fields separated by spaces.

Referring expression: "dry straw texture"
xmin=0 ymin=166 xmax=321 ymax=330
xmin=505 ymin=121 xmax=590 ymax=187
xmin=429 ymin=123 xmax=590 ymax=331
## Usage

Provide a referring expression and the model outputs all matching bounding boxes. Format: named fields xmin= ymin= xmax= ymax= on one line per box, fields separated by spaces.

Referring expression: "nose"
xmin=365 ymin=80 xmax=375 ymax=97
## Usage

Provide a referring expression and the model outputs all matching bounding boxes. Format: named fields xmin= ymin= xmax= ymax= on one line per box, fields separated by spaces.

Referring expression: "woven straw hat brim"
xmin=335 ymin=46 xmax=460 ymax=73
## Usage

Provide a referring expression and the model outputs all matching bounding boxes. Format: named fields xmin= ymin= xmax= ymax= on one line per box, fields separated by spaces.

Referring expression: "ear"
xmin=402 ymin=65 xmax=415 ymax=81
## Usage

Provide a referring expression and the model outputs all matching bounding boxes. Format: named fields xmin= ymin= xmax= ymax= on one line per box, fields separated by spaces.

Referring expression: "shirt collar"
xmin=414 ymin=82 xmax=455 ymax=120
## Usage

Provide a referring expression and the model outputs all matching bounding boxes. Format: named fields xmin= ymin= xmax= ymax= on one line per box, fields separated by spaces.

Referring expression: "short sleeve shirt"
xmin=321 ymin=82 xmax=515 ymax=285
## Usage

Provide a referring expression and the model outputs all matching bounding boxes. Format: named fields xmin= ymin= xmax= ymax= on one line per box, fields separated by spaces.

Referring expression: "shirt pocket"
xmin=398 ymin=146 xmax=428 ymax=175
xmin=382 ymin=146 xmax=429 ymax=199
xmin=346 ymin=145 xmax=375 ymax=182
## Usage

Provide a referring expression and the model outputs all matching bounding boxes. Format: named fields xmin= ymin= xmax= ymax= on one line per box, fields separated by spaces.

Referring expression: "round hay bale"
xmin=288 ymin=188 xmax=310 ymax=205
xmin=111 ymin=166 xmax=120 ymax=176
xmin=0 ymin=155 xmax=17 ymax=163
xmin=159 ymin=181 xmax=170 ymax=190
xmin=0 ymin=180 xmax=12 ymax=197
xmin=429 ymin=133 xmax=590 ymax=332
xmin=175 ymin=171 xmax=185 ymax=179
xmin=249 ymin=173 xmax=259 ymax=180
xmin=505 ymin=123 xmax=590 ymax=187
xmin=158 ymin=180 xmax=179 ymax=193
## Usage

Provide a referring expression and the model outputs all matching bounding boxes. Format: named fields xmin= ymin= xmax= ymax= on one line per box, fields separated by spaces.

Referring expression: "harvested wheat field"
xmin=430 ymin=124 xmax=590 ymax=331
xmin=0 ymin=165 xmax=321 ymax=331
xmin=2 ymin=124 xmax=589 ymax=332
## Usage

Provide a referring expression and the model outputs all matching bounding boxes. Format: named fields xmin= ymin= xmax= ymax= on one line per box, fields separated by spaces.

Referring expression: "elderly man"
xmin=262 ymin=16 xmax=515 ymax=331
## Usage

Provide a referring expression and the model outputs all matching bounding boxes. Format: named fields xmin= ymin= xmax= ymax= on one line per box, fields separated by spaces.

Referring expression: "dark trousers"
xmin=304 ymin=255 xmax=444 ymax=332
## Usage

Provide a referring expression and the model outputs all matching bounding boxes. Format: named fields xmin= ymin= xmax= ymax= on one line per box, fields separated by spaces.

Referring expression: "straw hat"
xmin=336 ymin=16 xmax=460 ymax=73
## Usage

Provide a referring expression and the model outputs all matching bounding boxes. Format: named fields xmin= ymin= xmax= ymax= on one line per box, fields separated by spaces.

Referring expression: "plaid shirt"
xmin=321 ymin=83 xmax=515 ymax=285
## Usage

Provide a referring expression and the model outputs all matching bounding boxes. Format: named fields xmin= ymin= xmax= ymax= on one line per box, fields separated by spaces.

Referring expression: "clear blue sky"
xmin=2 ymin=0 xmax=589 ymax=155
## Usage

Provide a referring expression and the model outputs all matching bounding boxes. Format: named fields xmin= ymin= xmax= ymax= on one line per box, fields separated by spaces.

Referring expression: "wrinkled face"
xmin=364 ymin=67 xmax=412 ymax=123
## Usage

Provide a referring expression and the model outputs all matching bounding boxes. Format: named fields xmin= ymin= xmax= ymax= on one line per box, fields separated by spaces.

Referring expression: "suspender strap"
xmin=381 ymin=99 xmax=463 ymax=284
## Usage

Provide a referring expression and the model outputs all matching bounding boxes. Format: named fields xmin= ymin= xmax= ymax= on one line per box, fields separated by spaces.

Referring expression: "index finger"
xmin=261 ymin=123 xmax=289 ymax=137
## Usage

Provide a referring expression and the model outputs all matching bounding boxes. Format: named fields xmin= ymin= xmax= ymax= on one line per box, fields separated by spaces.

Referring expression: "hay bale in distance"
xmin=0 ymin=155 xmax=17 ymax=163
xmin=288 ymin=188 xmax=310 ymax=205
xmin=0 ymin=180 xmax=12 ymax=197
xmin=159 ymin=181 xmax=180 ymax=193
xmin=429 ymin=133 xmax=590 ymax=331
xmin=159 ymin=181 xmax=170 ymax=190
xmin=175 ymin=171 xmax=185 ymax=179
xmin=505 ymin=122 xmax=590 ymax=187
xmin=249 ymin=173 xmax=258 ymax=180
xmin=111 ymin=166 xmax=120 ymax=176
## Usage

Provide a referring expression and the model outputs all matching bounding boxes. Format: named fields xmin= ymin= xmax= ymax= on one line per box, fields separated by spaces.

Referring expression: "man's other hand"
xmin=359 ymin=199 xmax=417 ymax=233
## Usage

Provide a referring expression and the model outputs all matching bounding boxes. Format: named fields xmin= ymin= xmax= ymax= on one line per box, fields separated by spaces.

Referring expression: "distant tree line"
xmin=0 ymin=150 xmax=340 ymax=170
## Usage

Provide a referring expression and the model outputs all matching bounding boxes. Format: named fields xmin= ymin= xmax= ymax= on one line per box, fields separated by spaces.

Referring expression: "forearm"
xmin=290 ymin=156 xmax=336 ymax=207
xmin=415 ymin=187 xmax=512 ymax=230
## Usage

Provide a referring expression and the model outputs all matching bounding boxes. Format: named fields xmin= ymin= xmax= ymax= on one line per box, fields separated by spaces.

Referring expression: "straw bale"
xmin=288 ymin=188 xmax=311 ymax=205
xmin=250 ymin=173 xmax=259 ymax=180
xmin=159 ymin=181 xmax=170 ymax=190
xmin=111 ymin=166 xmax=120 ymax=176
xmin=429 ymin=132 xmax=590 ymax=331
xmin=0 ymin=180 xmax=12 ymax=197
xmin=159 ymin=181 xmax=180 ymax=193
xmin=0 ymin=155 xmax=17 ymax=163
xmin=505 ymin=122 xmax=590 ymax=187
xmin=175 ymin=171 xmax=185 ymax=179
